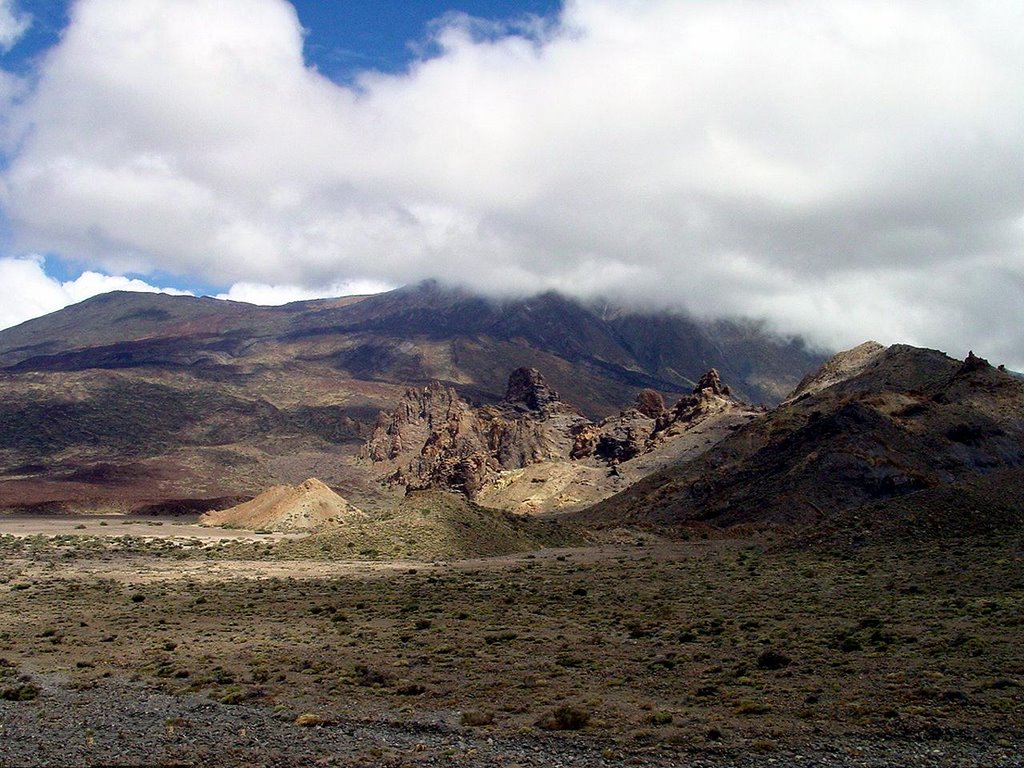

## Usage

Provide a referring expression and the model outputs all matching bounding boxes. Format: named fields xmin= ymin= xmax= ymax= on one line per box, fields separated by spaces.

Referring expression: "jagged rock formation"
xmin=504 ymin=367 xmax=560 ymax=411
xmin=201 ymin=478 xmax=365 ymax=532
xmin=365 ymin=367 xmax=757 ymax=512
xmin=569 ymin=371 xmax=747 ymax=464
xmin=363 ymin=369 xmax=590 ymax=497
xmin=579 ymin=344 xmax=1024 ymax=530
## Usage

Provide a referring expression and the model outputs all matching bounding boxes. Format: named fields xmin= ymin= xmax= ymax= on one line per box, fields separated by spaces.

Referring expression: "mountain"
xmin=0 ymin=281 xmax=820 ymax=408
xmin=0 ymin=282 xmax=822 ymax=513
xmin=577 ymin=344 xmax=1024 ymax=531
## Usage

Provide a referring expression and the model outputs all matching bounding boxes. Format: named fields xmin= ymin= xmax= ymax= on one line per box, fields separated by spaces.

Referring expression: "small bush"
xmin=734 ymin=699 xmax=771 ymax=715
xmin=756 ymin=649 xmax=792 ymax=670
xmin=295 ymin=712 xmax=329 ymax=727
xmin=1 ymin=683 xmax=40 ymax=701
xmin=536 ymin=704 xmax=590 ymax=731
xmin=354 ymin=664 xmax=392 ymax=687
xmin=648 ymin=710 xmax=673 ymax=726
xmin=461 ymin=710 xmax=495 ymax=726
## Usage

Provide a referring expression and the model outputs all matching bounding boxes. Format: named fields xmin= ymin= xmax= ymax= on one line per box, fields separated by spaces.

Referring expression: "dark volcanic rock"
xmin=504 ymin=368 xmax=559 ymax=411
xmin=634 ymin=389 xmax=666 ymax=419
xmin=693 ymin=368 xmax=729 ymax=396
xmin=959 ymin=350 xmax=991 ymax=375
xmin=579 ymin=343 xmax=1024 ymax=532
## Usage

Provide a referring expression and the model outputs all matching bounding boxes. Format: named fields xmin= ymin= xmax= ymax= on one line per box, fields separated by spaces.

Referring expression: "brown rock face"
xmin=595 ymin=426 xmax=646 ymax=462
xmin=634 ymin=389 xmax=666 ymax=418
xmin=365 ymin=370 xmax=589 ymax=497
xmin=363 ymin=381 xmax=468 ymax=463
xmin=504 ymin=367 xmax=559 ymax=411
xmin=693 ymin=369 xmax=730 ymax=397
xmin=366 ymin=367 xmax=748 ymax=499
xmin=570 ymin=424 xmax=602 ymax=460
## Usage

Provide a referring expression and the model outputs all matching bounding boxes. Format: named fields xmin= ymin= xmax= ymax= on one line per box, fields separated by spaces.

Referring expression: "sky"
xmin=0 ymin=0 xmax=1022 ymax=367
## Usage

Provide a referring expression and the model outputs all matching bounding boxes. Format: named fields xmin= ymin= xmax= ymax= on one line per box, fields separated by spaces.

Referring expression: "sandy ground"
xmin=0 ymin=513 xmax=303 ymax=542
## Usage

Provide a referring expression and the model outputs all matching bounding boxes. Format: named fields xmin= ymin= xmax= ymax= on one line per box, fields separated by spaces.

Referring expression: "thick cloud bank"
xmin=1 ymin=0 xmax=1023 ymax=364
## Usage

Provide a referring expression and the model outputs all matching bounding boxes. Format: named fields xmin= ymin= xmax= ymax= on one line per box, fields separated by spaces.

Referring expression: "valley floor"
xmin=0 ymin=524 xmax=1022 ymax=766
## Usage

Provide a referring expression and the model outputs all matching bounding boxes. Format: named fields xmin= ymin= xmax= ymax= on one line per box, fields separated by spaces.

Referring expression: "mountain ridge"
xmin=0 ymin=282 xmax=824 ymax=513
xmin=576 ymin=344 xmax=1024 ymax=531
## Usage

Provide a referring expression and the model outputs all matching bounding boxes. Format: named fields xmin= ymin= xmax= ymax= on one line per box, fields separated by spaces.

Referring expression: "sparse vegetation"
xmin=0 ymin=521 xmax=1022 ymax=764
xmin=536 ymin=704 xmax=591 ymax=731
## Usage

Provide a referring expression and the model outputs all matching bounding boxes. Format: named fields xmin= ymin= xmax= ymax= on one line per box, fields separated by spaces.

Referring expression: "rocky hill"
xmin=0 ymin=282 xmax=822 ymax=513
xmin=578 ymin=344 xmax=1024 ymax=530
xmin=201 ymin=478 xmax=365 ymax=532
xmin=365 ymin=366 xmax=760 ymax=513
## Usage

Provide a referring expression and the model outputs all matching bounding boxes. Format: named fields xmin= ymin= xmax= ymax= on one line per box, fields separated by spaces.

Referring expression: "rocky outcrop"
xmin=693 ymin=369 xmax=730 ymax=397
xmin=570 ymin=370 xmax=745 ymax=461
xmin=634 ymin=389 xmax=666 ymax=419
xmin=366 ymin=367 xmax=751 ymax=500
xmin=958 ymin=350 xmax=991 ymax=375
xmin=504 ymin=367 xmax=560 ymax=411
xmin=364 ymin=369 xmax=591 ymax=497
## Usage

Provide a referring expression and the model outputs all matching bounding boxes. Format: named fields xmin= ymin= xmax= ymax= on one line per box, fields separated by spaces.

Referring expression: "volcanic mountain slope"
xmin=0 ymin=281 xmax=821 ymax=409
xmin=364 ymin=366 xmax=760 ymax=513
xmin=578 ymin=343 xmax=1024 ymax=529
xmin=201 ymin=478 xmax=365 ymax=532
xmin=0 ymin=282 xmax=822 ymax=513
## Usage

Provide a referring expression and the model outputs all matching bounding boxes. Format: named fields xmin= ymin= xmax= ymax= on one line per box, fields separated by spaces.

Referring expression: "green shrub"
xmin=1 ymin=683 xmax=39 ymax=701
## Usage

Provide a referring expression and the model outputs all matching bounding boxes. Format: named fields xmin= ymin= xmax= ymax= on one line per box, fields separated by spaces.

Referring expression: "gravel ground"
xmin=0 ymin=676 xmax=1021 ymax=767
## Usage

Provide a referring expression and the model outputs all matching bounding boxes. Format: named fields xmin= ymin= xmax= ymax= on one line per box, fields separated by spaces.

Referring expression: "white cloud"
xmin=0 ymin=256 xmax=191 ymax=330
xmin=1 ymin=0 xmax=1024 ymax=366
xmin=214 ymin=279 xmax=391 ymax=305
xmin=0 ymin=0 xmax=29 ymax=52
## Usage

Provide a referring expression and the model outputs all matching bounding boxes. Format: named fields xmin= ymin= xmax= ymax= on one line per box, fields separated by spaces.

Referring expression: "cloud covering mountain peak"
xmin=1 ymin=0 xmax=1022 ymax=364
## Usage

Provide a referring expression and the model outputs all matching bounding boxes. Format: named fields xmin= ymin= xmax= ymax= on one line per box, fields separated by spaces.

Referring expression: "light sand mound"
xmin=201 ymin=478 xmax=365 ymax=532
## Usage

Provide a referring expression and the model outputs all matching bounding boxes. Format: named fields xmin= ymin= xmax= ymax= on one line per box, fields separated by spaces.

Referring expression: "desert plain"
xmin=1 ymin=511 xmax=1022 ymax=767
